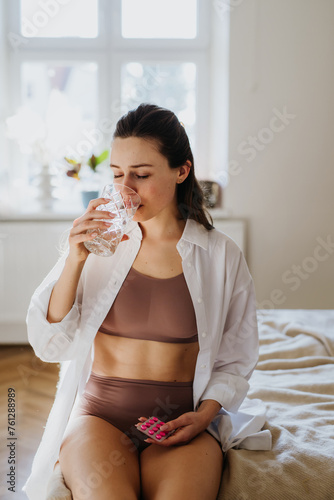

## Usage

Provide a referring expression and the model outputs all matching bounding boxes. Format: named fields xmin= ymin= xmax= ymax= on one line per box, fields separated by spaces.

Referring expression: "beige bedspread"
xmin=218 ymin=309 xmax=334 ymax=500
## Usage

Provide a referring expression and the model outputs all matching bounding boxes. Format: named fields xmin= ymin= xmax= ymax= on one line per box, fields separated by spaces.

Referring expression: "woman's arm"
xmin=199 ymin=277 xmax=259 ymax=412
xmin=46 ymin=255 xmax=86 ymax=323
xmin=27 ymin=197 xmax=120 ymax=362
xmin=47 ymin=197 xmax=129 ymax=324
xmin=46 ymin=197 xmax=116 ymax=323
xmin=196 ymin=399 xmax=222 ymax=426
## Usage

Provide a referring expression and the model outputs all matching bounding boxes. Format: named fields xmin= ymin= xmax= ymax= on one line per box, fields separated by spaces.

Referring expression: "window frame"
xmin=8 ymin=0 xmax=210 ymax=50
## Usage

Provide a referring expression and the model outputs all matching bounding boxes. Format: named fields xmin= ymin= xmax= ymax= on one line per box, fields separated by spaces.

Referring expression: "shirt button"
xmin=197 ymin=297 xmax=202 ymax=303
xmin=200 ymin=364 xmax=206 ymax=369
xmin=201 ymin=332 xmax=207 ymax=338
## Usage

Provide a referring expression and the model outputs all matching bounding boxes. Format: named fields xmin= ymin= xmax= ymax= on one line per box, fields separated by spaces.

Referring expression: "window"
xmin=121 ymin=62 xmax=196 ymax=145
xmin=20 ymin=0 xmax=99 ymax=38
xmin=121 ymin=0 xmax=197 ymax=39
xmin=3 ymin=0 xmax=222 ymax=213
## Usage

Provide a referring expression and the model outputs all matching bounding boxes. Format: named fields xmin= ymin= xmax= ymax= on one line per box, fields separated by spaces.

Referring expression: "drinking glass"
xmin=84 ymin=183 xmax=141 ymax=257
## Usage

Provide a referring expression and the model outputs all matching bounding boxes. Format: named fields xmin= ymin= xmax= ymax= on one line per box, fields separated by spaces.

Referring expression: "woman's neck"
xmin=138 ymin=212 xmax=186 ymax=243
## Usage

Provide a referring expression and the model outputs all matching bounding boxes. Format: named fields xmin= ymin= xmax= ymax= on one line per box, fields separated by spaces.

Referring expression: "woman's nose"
xmin=122 ymin=174 xmax=137 ymax=192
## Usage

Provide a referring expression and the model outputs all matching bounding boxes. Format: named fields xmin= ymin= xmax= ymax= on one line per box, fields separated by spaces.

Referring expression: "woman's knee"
xmin=59 ymin=415 xmax=140 ymax=500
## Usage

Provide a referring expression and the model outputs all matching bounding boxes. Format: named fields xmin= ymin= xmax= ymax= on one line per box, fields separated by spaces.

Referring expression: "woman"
xmin=23 ymin=104 xmax=271 ymax=500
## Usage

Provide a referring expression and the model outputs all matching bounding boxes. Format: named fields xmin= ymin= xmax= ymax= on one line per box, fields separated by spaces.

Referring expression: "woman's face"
xmin=109 ymin=136 xmax=187 ymax=222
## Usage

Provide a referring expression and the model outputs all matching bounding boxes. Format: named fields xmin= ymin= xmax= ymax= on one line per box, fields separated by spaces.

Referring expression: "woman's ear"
xmin=177 ymin=160 xmax=192 ymax=184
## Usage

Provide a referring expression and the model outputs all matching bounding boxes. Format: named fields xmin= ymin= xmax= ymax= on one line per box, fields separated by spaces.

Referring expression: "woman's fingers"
xmin=85 ymin=197 xmax=111 ymax=212
xmin=73 ymin=210 xmax=115 ymax=228
xmin=137 ymin=416 xmax=148 ymax=423
xmin=144 ymin=427 xmax=189 ymax=447
xmin=70 ymin=231 xmax=99 ymax=245
xmin=70 ymin=212 xmax=129 ymax=244
xmin=159 ymin=414 xmax=191 ymax=432
xmin=70 ymin=219 xmax=113 ymax=236
xmin=72 ymin=195 xmax=113 ymax=226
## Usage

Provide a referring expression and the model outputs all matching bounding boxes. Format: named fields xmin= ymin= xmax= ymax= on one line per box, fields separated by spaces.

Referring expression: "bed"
xmin=217 ymin=309 xmax=334 ymax=500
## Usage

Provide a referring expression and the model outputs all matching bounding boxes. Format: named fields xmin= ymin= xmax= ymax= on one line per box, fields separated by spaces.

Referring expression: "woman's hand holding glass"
xmin=68 ymin=197 xmax=129 ymax=263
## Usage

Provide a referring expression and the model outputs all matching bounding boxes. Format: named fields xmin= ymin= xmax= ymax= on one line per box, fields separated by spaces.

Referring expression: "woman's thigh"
xmin=139 ymin=430 xmax=223 ymax=500
xmin=59 ymin=414 xmax=141 ymax=500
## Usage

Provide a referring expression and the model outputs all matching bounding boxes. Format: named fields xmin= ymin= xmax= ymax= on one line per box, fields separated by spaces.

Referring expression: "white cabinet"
xmin=0 ymin=216 xmax=245 ymax=344
xmin=211 ymin=215 xmax=245 ymax=254
xmin=0 ymin=221 xmax=72 ymax=343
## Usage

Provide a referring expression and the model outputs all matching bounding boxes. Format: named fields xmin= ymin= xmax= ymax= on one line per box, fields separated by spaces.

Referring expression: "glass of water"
xmin=84 ymin=183 xmax=141 ymax=257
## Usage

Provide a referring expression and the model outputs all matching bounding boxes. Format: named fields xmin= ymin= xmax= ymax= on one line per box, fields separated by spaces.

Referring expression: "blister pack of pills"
xmin=136 ymin=416 xmax=175 ymax=442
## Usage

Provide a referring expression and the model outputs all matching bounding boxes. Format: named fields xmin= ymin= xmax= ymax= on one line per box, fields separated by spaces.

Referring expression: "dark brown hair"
xmin=113 ymin=103 xmax=214 ymax=230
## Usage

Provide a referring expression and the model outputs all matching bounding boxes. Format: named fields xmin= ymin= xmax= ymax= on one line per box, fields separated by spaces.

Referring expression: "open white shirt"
xmin=22 ymin=218 xmax=272 ymax=499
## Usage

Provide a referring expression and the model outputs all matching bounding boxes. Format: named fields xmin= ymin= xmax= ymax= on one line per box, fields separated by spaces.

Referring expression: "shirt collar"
xmin=126 ymin=218 xmax=209 ymax=250
xmin=179 ymin=218 xmax=209 ymax=250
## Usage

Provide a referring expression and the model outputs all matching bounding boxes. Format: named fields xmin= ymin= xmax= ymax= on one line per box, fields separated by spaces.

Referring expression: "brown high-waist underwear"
xmin=74 ymin=371 xmax=194 ymax=453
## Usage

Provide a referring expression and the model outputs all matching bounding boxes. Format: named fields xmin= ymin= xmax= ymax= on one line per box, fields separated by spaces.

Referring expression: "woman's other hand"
xmin=136 ymin=411 xmax=209 ymax=447
xmin=68 ymin=197 xmax=129 ymax=263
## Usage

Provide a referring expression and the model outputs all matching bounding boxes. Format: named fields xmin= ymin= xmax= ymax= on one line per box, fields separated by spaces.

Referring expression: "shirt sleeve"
xmin=26 ymin=251 xmax=84 ymax=363
xmin=200 ymin=251 xmax=259 ymax=412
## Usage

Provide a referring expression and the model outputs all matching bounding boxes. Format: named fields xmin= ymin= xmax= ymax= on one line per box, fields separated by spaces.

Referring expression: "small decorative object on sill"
xmin=199 ymin=180 xmax=221 ymax=208
xmin=34 ymin=164 xmax=57 ymax=210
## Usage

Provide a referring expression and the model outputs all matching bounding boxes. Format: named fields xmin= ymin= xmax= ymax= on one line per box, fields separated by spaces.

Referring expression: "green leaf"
xmin=95 ymin=149 xmax=109 ymax=165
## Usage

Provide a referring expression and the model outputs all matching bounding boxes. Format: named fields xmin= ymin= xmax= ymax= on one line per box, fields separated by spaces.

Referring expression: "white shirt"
xmin=22 ymin=218 xmax=272 ymax=500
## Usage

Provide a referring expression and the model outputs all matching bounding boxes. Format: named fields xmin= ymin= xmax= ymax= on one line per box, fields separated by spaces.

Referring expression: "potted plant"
xmin=65 ymin=149 xmax=110 ymax=208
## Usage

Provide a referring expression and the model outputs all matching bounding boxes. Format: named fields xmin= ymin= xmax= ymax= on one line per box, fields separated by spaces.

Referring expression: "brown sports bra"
xmin=98 ymin=266 xmax=198 ymax=343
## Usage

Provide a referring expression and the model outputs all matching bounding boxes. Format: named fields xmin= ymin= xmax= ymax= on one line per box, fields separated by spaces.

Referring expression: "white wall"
xmin=224 ymin=0 xmax=334 ymax=309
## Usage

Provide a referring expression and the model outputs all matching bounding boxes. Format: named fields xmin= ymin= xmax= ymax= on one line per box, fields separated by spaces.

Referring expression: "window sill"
xmin=0 ymin=207 xmax=233 ymax=222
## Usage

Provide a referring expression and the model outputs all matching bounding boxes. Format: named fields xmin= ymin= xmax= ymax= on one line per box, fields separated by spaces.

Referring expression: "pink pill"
xmin=149 ymin=419 xmax=155 ymax=424
xmin=141 ymin=425 xmax=147 ymax=430
xmin=155 ymin=434 xmax=162 ymax=440
xmin=153 ymin=417 xmax=158 ymax=422
xmin=148 ymin=430 xmax=154 ymax=435
xmin=159 ymin=431 xmax=166 ymax=437
xmin=152 ymin=427 xmax=158 ymax=431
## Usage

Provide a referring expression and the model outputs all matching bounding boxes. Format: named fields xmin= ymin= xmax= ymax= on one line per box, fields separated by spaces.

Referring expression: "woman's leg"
xmin=59 ymin=414 xmax=141 ymax=500
xmin=139 ymin=431 xmax=223 ymax=500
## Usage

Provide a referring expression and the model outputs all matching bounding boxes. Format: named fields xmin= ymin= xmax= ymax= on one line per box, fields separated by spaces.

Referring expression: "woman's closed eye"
xmin=113 ymin=174 xmax=149 ymax=179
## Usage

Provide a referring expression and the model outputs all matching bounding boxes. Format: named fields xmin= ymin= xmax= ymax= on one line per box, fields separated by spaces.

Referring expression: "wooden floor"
xmin=0 ymin=344 xmax=59 ymax=500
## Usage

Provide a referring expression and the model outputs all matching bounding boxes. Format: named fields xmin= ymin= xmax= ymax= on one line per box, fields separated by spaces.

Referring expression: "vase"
xmin=81 ymin=190 xmax=99 ymax=208
xmin=34 ymin=164 xmax=56 ymax=210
